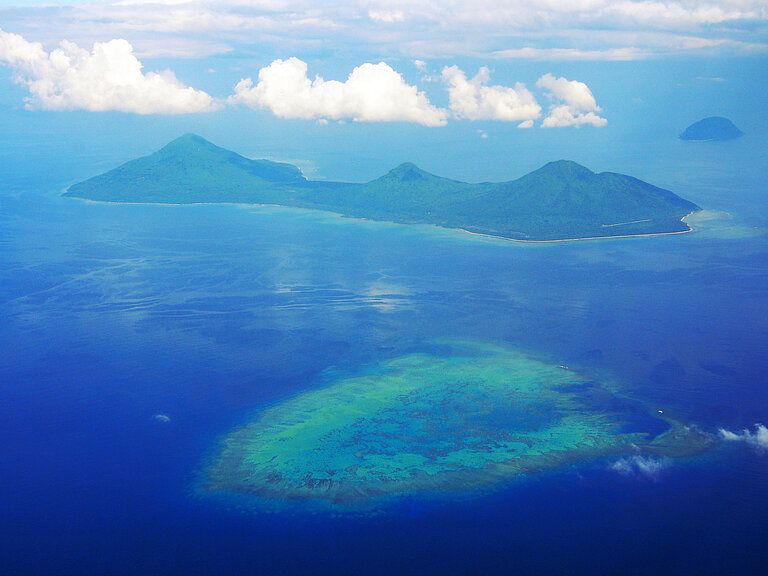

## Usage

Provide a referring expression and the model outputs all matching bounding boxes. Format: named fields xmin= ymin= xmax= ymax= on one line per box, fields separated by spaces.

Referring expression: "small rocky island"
xmin=680 ymin=116 xmax=744 ymax=142
xmin=66 ymin=134 xmax=700 ymax=241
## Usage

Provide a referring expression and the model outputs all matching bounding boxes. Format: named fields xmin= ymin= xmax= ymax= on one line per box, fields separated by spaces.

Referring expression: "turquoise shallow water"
xmin=205 ymin=341 xmax=694 ymax=509
xmin=1 ymin=131 xmax=767 ymax=574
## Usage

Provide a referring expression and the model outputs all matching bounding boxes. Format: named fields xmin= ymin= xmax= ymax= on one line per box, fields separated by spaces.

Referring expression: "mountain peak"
xmin=525 ymin=160 xmax=594 ymax=181
xmin=176 ymin=132 xmax=206 ymax=143
xmin=385 ymin=162 xmax=431 ymax=182
xmin=159 ymin=133 xmax=220 ymax=153
xmin=542 ymin=160 xmax=593 ymax=175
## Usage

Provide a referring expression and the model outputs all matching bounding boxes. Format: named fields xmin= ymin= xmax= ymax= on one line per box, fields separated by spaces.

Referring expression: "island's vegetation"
xmin=66 ymin=134 xmax=699 ymax=241
xmin=680 ymin=116 xmax=744 ymax=141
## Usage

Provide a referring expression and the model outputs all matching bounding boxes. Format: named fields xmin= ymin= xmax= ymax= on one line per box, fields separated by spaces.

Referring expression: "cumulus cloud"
xmin=536 ymin=73 xmax=607 ymax=127
xmin=0 ymin=29 xmax=610 ymax=130
xmin=440 ymin=67 xmax=604 ymax=128
xmin=441 ymin=65 xmax=541 ymax=127
xmin=0 ymin=29 xmax=217 ymax=113
xmin=719 ymin=423 xmax=768 ymax=450
xmin=611 ymin=455 xmax=671 ymax=478
xmin=229 ymin=57 xmax=447 ymax=126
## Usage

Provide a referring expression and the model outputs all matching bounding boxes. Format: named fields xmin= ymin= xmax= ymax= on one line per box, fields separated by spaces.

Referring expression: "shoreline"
xmin=63 ymin=193 xmax=697 ymax=244
xmin=460 ymin=211 xmax=696 ymax=243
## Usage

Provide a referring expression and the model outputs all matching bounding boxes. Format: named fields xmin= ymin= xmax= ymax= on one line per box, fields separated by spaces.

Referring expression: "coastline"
xmin=459 ymin=211 xmax=697 ymax=243
xmin=63 ymin=192 xmax=698 ymax=244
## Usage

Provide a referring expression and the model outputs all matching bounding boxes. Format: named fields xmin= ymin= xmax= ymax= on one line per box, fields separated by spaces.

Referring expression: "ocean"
xmin=1 ymin=130 xmax=767 ymax=575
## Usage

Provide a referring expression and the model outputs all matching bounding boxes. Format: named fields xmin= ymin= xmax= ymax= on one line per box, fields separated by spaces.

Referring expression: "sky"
xmin=0 ymin=1 xmax=766 ymax=182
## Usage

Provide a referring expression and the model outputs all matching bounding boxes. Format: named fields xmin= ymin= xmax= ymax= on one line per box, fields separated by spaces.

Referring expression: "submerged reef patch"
xmin=204 ymin=340 xmax=707 ymax=509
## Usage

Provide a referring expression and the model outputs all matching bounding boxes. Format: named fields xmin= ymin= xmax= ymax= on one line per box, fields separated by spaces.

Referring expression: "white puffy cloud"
xmin=441 ymin=65 xmax=541 ymax=127
xmin=536 ymin=73 xmax=607 ymax=127
xmin=0 ymin=28 xmax=610 ymax=128
xmin=229 ymin=57 xmax=447 ymax=126
xmin=440 ymin=67 xmax=605 ymax=128
xmin=611 ymin=455 xmax=671 ymax=478
xmin=0 ymin=29 xmax=217 ymax=113
xmin=720 ymin=423 xmax=768 ymax=450
xmin=539 ymin=106 xmax=608 ymax=128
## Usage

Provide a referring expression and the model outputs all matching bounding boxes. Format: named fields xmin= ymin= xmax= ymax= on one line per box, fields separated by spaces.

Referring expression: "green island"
xmin=203 ymin=340 xmax=710 ymax=509
xmin=65 ymin=134 xmax=699 ymax=242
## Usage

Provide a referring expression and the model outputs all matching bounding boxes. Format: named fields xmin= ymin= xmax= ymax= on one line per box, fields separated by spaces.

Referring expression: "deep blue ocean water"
xmin=1 ymin=133 xmax=767 ymax=575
